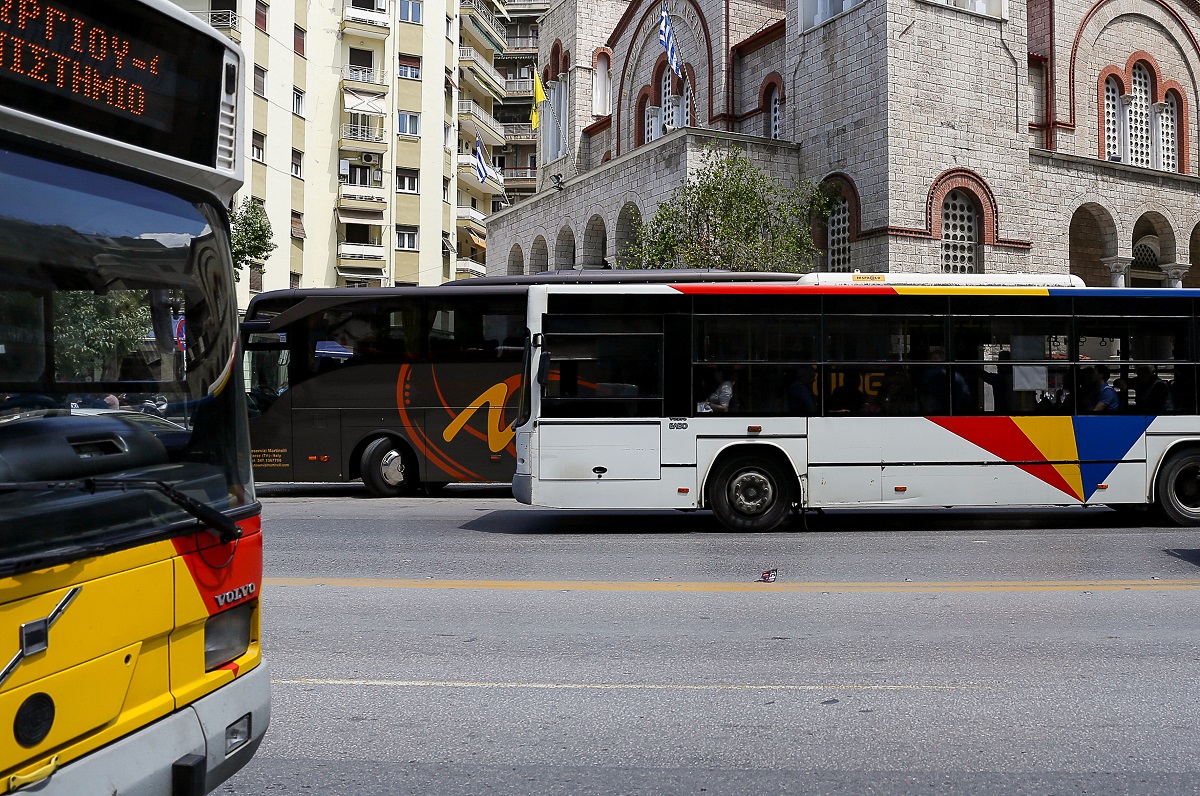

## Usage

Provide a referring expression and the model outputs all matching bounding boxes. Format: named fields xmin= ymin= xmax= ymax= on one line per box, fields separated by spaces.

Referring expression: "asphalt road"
xmin=217 ymin=484 xmax=1200 ymax=795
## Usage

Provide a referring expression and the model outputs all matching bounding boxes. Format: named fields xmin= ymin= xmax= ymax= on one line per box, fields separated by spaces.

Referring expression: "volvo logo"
xmin=0 ymin=587 xmax=81 ymax=688
xmin=215 ymin=582 xmax=255 ymax=607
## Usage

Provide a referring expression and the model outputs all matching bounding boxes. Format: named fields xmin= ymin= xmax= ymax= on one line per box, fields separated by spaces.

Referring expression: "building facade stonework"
xmin=486 ymin=0 xmax=1200 ymax=287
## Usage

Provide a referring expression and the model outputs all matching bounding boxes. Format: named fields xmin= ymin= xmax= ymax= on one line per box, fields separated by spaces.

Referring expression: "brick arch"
xmin=1125 ymin=51 xmax=1165 ymax=98
xmin=652 ymin=55 xmax=672 ymax=104
xmin=562 ymin=50 xmax=571 ymax=73
xmin=680 ymin=62 xmax=698 ymax=124
xmin=550 ymin=39 xmax=563 ymax=80
xmin=927 ymin=169 xmax=999 ymax=245
xmin=757 ymin=71 xmax=785 ymax=107
xmin=1096 ymin=66 xmax=1125 ymax=161
xmin=635 ymin=86 xmax=653 ymax=145
xmin=592 ymin=47 xmax=614 ymax=69
xmin=820 ymin=174 xmax=862 ymax=242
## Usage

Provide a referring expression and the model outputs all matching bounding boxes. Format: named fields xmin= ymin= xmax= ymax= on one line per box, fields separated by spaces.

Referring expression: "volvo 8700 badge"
xmin=0 ymin=587 xmax=81 ymax=688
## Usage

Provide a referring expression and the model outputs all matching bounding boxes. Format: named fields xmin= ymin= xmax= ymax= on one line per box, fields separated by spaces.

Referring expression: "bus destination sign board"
xmin=0 ymin=0 xmax=227 ymax=167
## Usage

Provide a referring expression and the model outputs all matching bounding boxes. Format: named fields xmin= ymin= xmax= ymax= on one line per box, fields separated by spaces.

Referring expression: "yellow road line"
xmin=263 ymin=577 xmax=1200 ymax=594
xmin=272 ymin=678 xmax=983 ymax=691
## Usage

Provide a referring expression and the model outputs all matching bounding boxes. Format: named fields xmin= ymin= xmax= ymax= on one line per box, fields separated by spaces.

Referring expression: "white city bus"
xmin=513 ymin=274 xmax=1200 ymax=531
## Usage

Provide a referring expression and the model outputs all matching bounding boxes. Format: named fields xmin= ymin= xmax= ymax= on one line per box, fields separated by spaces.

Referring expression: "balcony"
xmin=502 ymin=167 xmax=536 ymax=187
xmin=503 ymin=122 xmax=535 ymax=141
xmin=339 ymin=123 xmax=388 ymax=153
xmin=460 ymin=0 xmax=508 ymax=48
xmin=503 ymin=36 xmax=538 ymax=53
xmin=192 ymin=10 xmax=240 ymax=41
xmin=458 ymin=100 xmax=506 ymax=146
xmin=504 ymin=0 xmax=552 ymax=8
xmin=505 ymin=79 xmax=532 ymax=96
xmin=456 ymin=154 xmax=505 ymax=194
xmin=342 ymin=0 xmax=391 ymax=38
xmin=456 ymin=258 xmax=487 ymax=278
xmin=459 ymin=47 xmax=506 ymax=99
xmin=338 ymin=182 xmax=387 ymax=210
xmin=337 ymin=241 xmax=387 ymax=260
xmin=456 ymin=204 xmax=488 ymax=229
xmin=342 ymin=65 xmax=389 ymax=88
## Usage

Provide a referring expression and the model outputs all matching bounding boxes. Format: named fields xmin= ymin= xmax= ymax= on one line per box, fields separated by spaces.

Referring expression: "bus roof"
xmin=797 ymin=272 xmax=1088 ymax=287
xmin=446 ymin=269 xmax=806 ymax=286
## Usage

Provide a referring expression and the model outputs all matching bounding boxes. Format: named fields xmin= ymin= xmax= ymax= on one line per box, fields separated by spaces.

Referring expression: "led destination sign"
xmin=0 ymin=0 xmax=228 ymax=166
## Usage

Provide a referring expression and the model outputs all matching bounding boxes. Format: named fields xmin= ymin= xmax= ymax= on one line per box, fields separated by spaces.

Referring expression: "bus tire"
xmin=709 ymin=455 xmax=793 ymax=532
xmin=361 ymin=437 xmax=418 ymax=497
xmin=1156 ymin=450 xmax=1200 ymax=526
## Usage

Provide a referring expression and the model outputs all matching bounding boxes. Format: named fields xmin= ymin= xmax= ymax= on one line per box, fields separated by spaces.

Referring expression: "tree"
xmin=229 ymin=197 xmax=277 ymax=280
xmin=622 ymin=142 xmax=835 ymax=272
xmin=54 ymin=292 xmax=152 ymax=381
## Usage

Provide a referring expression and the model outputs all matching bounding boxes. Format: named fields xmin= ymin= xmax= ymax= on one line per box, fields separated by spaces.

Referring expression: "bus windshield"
xmin=0 ymin=144 xmax=252 ymax=573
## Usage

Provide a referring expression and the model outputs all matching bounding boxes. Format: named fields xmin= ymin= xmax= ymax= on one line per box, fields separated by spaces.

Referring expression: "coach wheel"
xmin=1156 ymin=450 xmax=1200 ymax=526
xmin=361 ymin=437 xmax=418 ymax=498
xmin=709 ymin=455 xmax=793 ymax=532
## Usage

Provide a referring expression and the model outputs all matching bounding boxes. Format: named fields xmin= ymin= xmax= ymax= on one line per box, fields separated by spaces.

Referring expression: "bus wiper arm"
xmin=0 ymin=478 xmax=243 ymax=543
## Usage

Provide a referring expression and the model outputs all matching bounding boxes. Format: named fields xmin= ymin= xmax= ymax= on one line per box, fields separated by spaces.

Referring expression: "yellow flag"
xmin=530 ymin=71 xmax=547 ymax=130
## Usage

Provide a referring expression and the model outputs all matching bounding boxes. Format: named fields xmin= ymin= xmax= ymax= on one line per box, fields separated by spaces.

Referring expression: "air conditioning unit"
xmin=360 ymin=153 xmax=379 ymax=165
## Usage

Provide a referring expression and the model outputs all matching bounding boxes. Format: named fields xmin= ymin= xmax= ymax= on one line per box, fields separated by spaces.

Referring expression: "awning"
xmin=336 ymin=208 xmax=386 ymax=224
xmin=342 ymin=88 xmax=386 ymax=116
xmin=468 ymin=231 xmax=486 ymax=248
xmin=290 ymin=215 xmax=307 ymax=239
xmin=442 ymin=236 xmax=457 ymax=254
xmin=445 ymin=68 xmax=458 ymax=89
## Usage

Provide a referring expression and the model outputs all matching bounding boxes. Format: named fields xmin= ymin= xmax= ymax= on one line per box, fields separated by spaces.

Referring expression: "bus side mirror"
xmin=535 ymin=352 xmax=551 ymax=386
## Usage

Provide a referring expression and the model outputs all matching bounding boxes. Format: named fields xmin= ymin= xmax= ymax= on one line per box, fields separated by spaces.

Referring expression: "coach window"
xmin=823 ymin=314 xmax=946 ymax=416
xmin=693 ymin=315 xmax=819 ymax=416
xmin=1076 ymin=304 xmax=1192 ymax=414
xmin=428 ymin=296 xmax=526 ymax=362
xmin=541 ymin=316 xmax=664 ymax=417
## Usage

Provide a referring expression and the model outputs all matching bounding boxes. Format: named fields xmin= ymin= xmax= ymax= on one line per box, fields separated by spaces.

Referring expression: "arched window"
xmin=769 ymin=88 xmax=781 ymax=139
xmin=661 ymin=69 xmax=676 ymax=130
xmin=592 ymin=53 xmax=611 ymax=115
xmin=1129 ymin=63 xmax=1152 ymax=168
xmin=941 ymin=189 xmax=979 ymax=273
xmin=826 ymin=197 xmax=851 ymax=272
xmin=681 ymin=78 xmax=692 ymax=126
xmin=1104 ymin=76 xmax=1122 ymax=161
xmin=1160 ymin=93 xmax=1178 ymax=173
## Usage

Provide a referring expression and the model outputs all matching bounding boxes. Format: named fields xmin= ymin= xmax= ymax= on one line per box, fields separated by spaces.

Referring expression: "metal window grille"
xmin=827 ymin=197 xmax=851 ymax=272
xmin=769 ymin=91 xmax=781 ymax=139
xmin=941 ymin=189 xmax=978 ymax=273
xmin=1129 ymin=65 xmax=1151 ymax=168
xmin=1133 ymin=242 xmax=1157 ymax=270
xmin=1104 ymin=78 xmax=1121 ymax=160
xmin=1160 ymin=95 xmax=1178 ymax=172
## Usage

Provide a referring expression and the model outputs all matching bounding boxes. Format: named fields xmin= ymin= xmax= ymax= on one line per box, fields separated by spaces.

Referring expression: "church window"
xmin=1101 ymin=61 xmax=1182 ymax=173
xmin=941 ymin=190 xmax=979 ymax=274
xmin=826 ymin=197 xmax=851 ymax=272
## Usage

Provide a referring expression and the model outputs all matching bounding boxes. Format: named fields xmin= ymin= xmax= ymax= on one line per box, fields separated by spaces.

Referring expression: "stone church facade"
xmin=485 ymin=0 xmax=1200 ymax=287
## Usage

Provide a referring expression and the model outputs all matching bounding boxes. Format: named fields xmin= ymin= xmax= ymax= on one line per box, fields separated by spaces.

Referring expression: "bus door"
xmin=535 ymin=314 xmax=668 ymax=505
xmin=244 ymin=329 xmax=295 ymax=480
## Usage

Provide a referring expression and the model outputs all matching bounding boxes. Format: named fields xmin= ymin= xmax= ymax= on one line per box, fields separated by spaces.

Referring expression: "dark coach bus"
xmin=240 ymin=271 xmax=804 ymax=495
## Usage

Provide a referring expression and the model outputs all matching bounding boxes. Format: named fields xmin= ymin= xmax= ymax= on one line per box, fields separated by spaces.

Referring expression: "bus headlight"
xmin=205 ymin=603 xmax=253 ymax=670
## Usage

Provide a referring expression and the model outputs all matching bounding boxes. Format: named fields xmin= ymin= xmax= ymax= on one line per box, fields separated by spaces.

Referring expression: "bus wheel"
xmin=710 ymin=455 xmax=792 ymax=532
xmin=1156 ymin=450 xmax=1200 ymax=526
xmin=361 ymin=438 xmax=418 ymax=497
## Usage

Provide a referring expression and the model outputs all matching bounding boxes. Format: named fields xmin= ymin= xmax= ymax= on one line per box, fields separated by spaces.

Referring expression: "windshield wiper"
xmin=0 ymin=478 xmax=243 ymax=543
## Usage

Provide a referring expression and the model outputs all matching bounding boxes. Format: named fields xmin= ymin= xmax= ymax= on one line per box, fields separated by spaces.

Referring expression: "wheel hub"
xmin=379 ymin=450 xmax=407 ymax=486
xmin=730 ymin=471 xmax=773 ymax=516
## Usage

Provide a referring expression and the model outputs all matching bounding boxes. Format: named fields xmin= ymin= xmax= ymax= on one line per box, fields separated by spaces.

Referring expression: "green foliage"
xmin=622 ymin=142 xmax=836 ymax=272
xmin=54 ymin=292 xmax=152 ymax=380
xmin=229 ymin=198 xmax=277 ymax=278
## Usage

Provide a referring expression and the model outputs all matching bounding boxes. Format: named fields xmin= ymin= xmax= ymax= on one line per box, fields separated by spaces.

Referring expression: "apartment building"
xmin=179 ymin=0 xmax=461 ymax=310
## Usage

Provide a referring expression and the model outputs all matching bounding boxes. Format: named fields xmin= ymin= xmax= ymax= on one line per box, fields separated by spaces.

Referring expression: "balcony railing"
xmin=459 ymin=48 xmax=506 ymax=89
xmin=460 ymin=0 xmax=508 ymax=45
xmin=503 ymin=167 xmax=536 ymax=180
xmin=456 ymin=205 xmax=488 ymax=224
xmin=342 ymin=65 xmax=388 ymax=85
xmin=503 ymin=122 xmax=535 ymax=140
xmin=456 ymin=258 xmax=487 ymax=277
xmin=504 ymin=36 xmax=538 ymax=50
xmin=338 ymin=182 xmax=387 ymax=202
xmin=193 ymin=10 xmax=239 ymax=30
xmin=344 ymin=0 xmax=391 ymax=28
xmin=505 ymin=79 xmax=532 ymax=95
xmin=504 ymin=0 xmax=552 ymax=7
xmin=458 ymin=100 xmax=505 ymax=140
xmin=341 ymin=123 xmax=387 ymax=143
xmin=337 ymin=241 xmax=386 ymax=259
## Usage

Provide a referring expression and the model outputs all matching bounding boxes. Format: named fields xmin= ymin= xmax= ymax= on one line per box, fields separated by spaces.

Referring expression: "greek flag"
xmin=659 ymin=0 xmax=682 ymax=78
xmin=474 ymin=133 xmax=489 ymax=184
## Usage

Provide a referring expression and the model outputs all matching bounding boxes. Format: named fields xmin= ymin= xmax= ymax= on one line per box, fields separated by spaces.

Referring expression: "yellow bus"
xmin=0 ymin=1 xmax=268 ymax=792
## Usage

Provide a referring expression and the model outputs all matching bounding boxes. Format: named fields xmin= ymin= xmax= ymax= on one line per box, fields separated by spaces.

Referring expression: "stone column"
xmin=1101 ymin=255 xmax=1132 ymax=287
xmin=1160 ymin=262 xmax=1190 ymax=289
